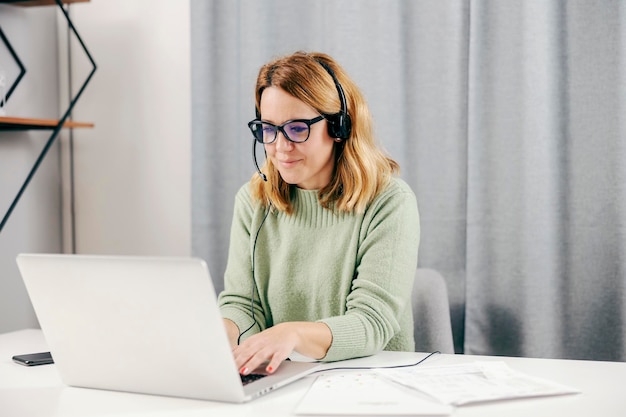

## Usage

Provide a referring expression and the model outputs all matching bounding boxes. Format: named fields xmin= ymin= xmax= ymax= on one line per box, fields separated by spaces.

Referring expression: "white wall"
xmin=0 ymin=0 xmax=191 ymax=333
xmin=59 ymin=0 xmax=191 ymax=257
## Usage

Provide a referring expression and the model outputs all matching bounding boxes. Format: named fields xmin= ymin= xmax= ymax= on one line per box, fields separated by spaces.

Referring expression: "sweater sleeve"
xmin=319 ymin=179 xmax=420 ymax=361
xmin=218 ymin=184 xmax=268 ymax=338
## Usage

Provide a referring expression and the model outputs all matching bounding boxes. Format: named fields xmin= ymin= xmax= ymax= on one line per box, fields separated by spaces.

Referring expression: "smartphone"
xmin=12 ymin=351 xmax=54 ymax=366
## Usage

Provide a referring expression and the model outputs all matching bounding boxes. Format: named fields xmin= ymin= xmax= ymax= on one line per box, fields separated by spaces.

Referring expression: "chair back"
xmin=412 ymin=268 xmax=455 ymax=353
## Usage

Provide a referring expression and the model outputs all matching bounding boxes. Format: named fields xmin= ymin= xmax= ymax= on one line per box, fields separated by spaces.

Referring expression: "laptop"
xmin=16 ymin=253 xmax=320 ymax=403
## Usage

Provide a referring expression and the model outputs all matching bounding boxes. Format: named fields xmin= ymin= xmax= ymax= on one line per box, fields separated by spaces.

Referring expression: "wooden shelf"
xmin=0 ymin=116 xmax=94 ymax=130
xmin=0 ymin=0 xmax=94 ymax=132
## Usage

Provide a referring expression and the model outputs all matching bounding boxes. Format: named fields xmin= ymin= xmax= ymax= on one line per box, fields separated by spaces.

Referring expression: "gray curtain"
xmin=191 ymin=0 xmax=626 ymax=361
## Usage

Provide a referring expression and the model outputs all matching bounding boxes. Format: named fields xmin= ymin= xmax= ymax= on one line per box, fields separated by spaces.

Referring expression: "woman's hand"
xmin=233 ymin=321 xmax=332 ymax=375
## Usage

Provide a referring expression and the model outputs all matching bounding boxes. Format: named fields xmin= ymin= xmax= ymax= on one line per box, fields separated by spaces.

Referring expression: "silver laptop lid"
xmin=16 ymin=254 xmax=247 ymax=402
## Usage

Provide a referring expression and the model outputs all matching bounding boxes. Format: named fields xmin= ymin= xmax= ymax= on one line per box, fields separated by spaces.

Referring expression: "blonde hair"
xmin=251 ymin=51 xmax=399 ymax=214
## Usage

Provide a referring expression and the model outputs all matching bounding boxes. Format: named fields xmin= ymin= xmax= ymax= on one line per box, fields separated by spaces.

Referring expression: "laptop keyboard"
xmin=240 ymin=373 xmax=267 ymax=386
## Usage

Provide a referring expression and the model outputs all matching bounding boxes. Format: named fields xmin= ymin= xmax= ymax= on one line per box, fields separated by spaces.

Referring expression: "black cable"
xmin=312 ymin=351 xmax=441 ymax=373
xmin=237 ymin=203 xmax=272 ymax=344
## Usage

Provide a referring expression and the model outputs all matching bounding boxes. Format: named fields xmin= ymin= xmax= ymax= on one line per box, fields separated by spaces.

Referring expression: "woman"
xmin=218 ymin=51 xmax=420 ymax=376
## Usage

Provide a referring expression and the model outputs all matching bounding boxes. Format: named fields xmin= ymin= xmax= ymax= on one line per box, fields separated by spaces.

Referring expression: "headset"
xmin=314 ymin=59 xmax=352 ymax=141
xmin=253 ymin=59 xmax=352 ymax=140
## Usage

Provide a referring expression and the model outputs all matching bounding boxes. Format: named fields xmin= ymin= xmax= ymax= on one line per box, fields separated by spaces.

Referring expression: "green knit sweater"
xmin=218 ymin=177 xmax=420 ymax=362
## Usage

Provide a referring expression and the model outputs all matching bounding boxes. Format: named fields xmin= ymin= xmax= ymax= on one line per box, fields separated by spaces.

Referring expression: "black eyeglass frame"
xmin=248 ymin=116 xmax=325 ymax=144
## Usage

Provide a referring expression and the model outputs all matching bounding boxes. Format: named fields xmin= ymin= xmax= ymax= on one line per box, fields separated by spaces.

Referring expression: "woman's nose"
xmin=275 ymin=131 xmax=294 ymax=151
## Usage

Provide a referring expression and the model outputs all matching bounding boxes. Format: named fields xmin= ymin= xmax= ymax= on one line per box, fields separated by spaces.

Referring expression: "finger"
xmin=234 ymin=342 xmax=271 ymax=375
xmin=265 ymin=353 xmax=285 ymax=374
xmin=239 ymin=351 xmax=270 ymax=375
xmin=232 ymin=345 xmax=257 ymax=373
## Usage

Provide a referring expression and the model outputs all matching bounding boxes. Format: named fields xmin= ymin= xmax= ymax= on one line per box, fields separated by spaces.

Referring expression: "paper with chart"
xmin=379 ymin=361 xmax=581 ymax=406
xmin=295 ymin=371 xmax=452 ymax=415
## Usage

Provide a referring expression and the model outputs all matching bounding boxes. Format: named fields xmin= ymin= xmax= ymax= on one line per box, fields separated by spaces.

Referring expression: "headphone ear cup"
xmin=327 ymin=112 xmax=352 ymax=140
xmin=338 ymin=112 xmax=352 ymax=139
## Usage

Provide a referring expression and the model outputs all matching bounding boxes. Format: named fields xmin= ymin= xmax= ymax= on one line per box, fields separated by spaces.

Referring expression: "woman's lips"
xmin=278 ymin=159 xmax=301 ymax=168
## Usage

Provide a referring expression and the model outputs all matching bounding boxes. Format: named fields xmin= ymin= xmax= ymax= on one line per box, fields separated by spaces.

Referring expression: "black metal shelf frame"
xmin=0 ymin=26 xmax=27 ymax=106
xmin=0 ymin=0 xmax=96 ymax=232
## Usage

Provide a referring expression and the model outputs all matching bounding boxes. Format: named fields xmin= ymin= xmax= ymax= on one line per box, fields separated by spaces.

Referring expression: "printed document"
xmin=380 ymin=361 xmax=580 ymax=406
xmin=295 ymin=371 xmax=452 ymax=415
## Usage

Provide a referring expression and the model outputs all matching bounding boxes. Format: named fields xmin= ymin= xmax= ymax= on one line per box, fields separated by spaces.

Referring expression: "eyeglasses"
xmin=248 ymin=116 xmax=325 ymax=144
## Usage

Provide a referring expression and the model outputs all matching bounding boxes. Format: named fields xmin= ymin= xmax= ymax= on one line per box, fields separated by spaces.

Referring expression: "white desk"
xmin=1 ymin=329 xmax=625 ymax=416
